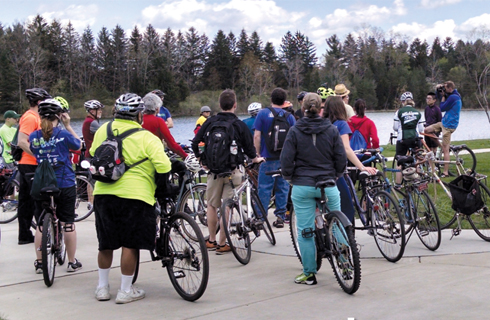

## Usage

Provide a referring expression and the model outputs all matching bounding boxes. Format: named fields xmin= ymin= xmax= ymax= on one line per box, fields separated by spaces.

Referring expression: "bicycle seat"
xmin=40 ymin=185 xmax=60 ymax=195
xmin=395 ymin=155 xmax=414 ymax=166
xmin=315 ymin=179 xmax=336 ymax=189
xmin=451 ymin=145 xmax=465 ymax=152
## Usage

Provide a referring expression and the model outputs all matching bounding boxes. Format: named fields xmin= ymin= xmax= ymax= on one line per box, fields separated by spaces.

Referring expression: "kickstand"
xmin=450 ymin=214 xmax=462 ymax=240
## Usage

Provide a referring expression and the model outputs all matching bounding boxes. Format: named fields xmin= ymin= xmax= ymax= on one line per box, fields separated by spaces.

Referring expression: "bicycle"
xmin=71 ymin=141 xmax=95 ymax=222
xmin=0 ymin=165 xmax=20 ymax=224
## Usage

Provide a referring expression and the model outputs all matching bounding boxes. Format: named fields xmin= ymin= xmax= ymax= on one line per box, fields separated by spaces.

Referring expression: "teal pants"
xmin=291 ymin=185 xmax=340 ymax=275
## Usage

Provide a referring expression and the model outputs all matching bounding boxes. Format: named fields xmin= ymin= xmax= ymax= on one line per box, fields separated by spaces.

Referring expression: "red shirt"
xmin=142 ymin=114 xmax=188 ymax=159
xmin=82 ymin=116 xmax=96 ymax=158
xmin=348 ymin=115 xmax=379 ymax=149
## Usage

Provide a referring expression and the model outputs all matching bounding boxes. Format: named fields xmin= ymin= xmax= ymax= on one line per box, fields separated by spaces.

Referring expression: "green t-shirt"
xmin=394 ymin=106 xmax=424 ymax=140
xmin=0 ymin=124 xmax=17 ymax=163
xmin=90 ymin=119 xmax=172 ymax=206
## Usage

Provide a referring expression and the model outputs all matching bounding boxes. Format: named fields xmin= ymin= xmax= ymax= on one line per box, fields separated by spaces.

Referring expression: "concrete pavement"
xmin=1 ymin=214 xmax=490 ymax=320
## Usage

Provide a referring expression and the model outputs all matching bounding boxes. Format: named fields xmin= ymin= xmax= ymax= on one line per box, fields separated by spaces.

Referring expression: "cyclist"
xmin=280 ymin=92 xmax=346 ymax=285
xmin=243 ymin=102 xmax=261 ymax=135
xmin=17 ymin=88 xmax=51 ymax=245
xmin=82 ymin=99 xmax=105 ymax=160
xmin=91 ymin=93 xmax=172 ymax=304
xmin=334 ymin=84 xmax=355 ymax=118
xmin=151 ymin=89 xmax=174 ymax=128
xmin=348 ymin=98 xmax=379 ymax=149
xmin=294 ymin=91 xmax=307 ymax=119
xmin=0 ymin=110 xmax=21 ymax=169
xmin=29 ymin=98 xmax=83 ymax=273
xmin=194 ymin=106 xmax=211 ymax=135
xmin=317 ymin=86 xmax=335 ymax=116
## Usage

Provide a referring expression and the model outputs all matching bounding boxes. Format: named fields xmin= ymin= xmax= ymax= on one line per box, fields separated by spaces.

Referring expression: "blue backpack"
xmin=349 ymin=123 xmax=367 ymax=151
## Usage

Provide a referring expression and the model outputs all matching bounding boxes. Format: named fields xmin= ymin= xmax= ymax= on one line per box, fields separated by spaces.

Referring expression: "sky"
xmin=1 ymin=0 xmax=490 ymax=55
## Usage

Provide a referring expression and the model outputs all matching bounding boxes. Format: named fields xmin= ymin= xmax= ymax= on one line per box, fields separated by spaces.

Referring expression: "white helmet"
xmin=184 ymin=154 xmax=201 ymax=173
xmin=247 ymin=102 xmax=262 ymax=117
xmin=400 ymin=92 xmax=413 ymax=102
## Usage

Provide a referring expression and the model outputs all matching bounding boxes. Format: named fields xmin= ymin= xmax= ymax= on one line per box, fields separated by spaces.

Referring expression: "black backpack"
xmin=90 ymin=122 xmax=148 ymax=183
xmin=202 ymin=118 xmax=239 ymax=175
xmin=448 ymin=175 xmax=484 ymax=215
xmin=265 ymin=107 xmax=291 ymax=155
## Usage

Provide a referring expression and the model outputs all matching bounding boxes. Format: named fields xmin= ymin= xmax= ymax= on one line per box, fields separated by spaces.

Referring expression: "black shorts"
xmin=35 ymin=186 xmax=77 ymax=224
xmin=94 ymin=195 xmax=157 ymax=251
xmin=424 ymin=134 xmax=439 ymax=149
xmin=395 ymin=139 xmax=421 ymax=157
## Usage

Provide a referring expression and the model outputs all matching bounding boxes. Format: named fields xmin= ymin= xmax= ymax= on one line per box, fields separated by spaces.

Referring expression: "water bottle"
xmin=230 ymin=140 xmax=238 ymax=155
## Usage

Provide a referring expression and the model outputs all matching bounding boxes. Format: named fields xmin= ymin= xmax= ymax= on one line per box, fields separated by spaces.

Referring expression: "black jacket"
xmin=191 ymin=112 xmax=257 ymax=160
xmin=280 ymin=116 xmax=346 ymax=186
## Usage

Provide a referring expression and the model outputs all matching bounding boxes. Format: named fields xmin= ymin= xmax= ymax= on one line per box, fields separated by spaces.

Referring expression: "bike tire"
xmin=413 ymin=189 xmax=441 ymax=251
xmin=251 ymin=190 xmax=276 ymax=245
xmin=57 ymin=230 xmax=66 ymax=266
xmin=448 ymin=145 xmax=477 ymax=176
xmin=132 ymin=249 xmax=140 ymax=284
xmin=221 ymin=198 xmax=251 ymax=265
xmin=327 ymin=215 xmax=361 ymax=294
xmin=166 ymin=212 xmax=209 ymax=301
xmin=0 ymin=179 xmax=20 ymax=224
xmin=371 ymin=190 xmax=406 ymax=262
xmin=74 ymin=175 xmax=95 ymax=222
xmin=289 ymin=207 xmax=323 ymax=271
xmin=41 ymin=212 xmax=56 ymax=287
xmin=468 ymin=183 xmax=490 ymax=241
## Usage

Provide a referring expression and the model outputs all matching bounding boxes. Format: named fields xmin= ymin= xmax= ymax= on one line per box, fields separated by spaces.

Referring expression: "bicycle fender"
xmin=326 ymin=210 xmax=352 ymax=228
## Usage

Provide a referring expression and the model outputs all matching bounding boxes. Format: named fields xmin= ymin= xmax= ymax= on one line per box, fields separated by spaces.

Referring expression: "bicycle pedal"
xmin=173 ymin=271 xmax=186 ymax=279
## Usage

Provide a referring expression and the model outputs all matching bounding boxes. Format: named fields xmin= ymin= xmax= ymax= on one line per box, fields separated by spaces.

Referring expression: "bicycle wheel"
xmin=132 ymin=249 xmax=140 ymax=284
xmin=426 ymin=181 xmax=457 ymax=229
xmin=448 ymin=145 xmax=477 ymax=176
xmin=468 ymin=183 xmax=490 ymax=241
xmin=289 ymin=208 xmax=323 ymax=271
xmin=412 ymin=189 xmax=441 ymax=251
xmin=221 ymin=198 xmax=251 ymax=265
xmin=251 ymin=190 xmax=276 ymax=245
xmin=74 ymin=175 xmax=94 ymax=222
xmin=371 ymin=190 xmax=406 ymax=262
xmin=327 ymin=215 xmax=361 ymax=294
xmin=166 ymin=212 xmax=209 ymax=301
xmin=41 ymin=212 xmax=56 ymax=287
xmin=56 ymin=230 xmax=66 ymax=266
xmin=0 ymin=179 xmax=19 ymax=224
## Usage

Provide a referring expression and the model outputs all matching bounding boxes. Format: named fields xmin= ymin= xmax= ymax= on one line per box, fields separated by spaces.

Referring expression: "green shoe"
xmin=294 ymin=273 xmax=317 ymax=285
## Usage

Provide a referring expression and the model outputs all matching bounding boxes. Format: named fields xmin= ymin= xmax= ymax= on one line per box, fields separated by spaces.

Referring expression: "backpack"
xmin=10 ymin=126 xmax=23 ymax=162
xmin=265 ymin=107 xmax=291 ymax=155
xmin=30 ymin=160 xmax=59 ymax=201
xmin=349 ymin=123 xmax=367 ymax=151
xmin=202 ymin=118 xmax=239 ymax=175
xmin=89 ymin=121 xmax=148 ymax=183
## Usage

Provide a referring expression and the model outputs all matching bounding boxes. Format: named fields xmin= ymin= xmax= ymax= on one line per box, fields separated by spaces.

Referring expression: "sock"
xmin=121 ymin=274 xmax=133 ymax=293
xmin=98 ymin=268 xmax=110 ymax=288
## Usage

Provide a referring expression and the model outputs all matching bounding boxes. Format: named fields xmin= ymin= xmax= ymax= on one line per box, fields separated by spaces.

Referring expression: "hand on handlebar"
xmin=252 ymin=156 xmax=265 ymax=164
xmin=362 ymin=166 xmax=378 ymax=175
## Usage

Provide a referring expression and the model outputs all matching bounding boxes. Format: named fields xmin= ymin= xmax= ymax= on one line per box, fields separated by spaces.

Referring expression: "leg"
xmin=98 ymin=249 xmax=114 ymax=269
xmin=207 ymin=204 xmax=219 ymax=243
xmin=257 ymin=161 xmax=276 ymax=219
xmin=273 ymin=173 xmax=290 ymax=221
xmin=441 ymin=127 xmax=454 ymax=175
xmin=120 ymin=247 xmax=138 ymax=276
xmin=63 ymin=223 xmax=77 ymax=263
xmin=336 ymin=176 xmax=355 ymax=224
xmin=17 ymin=164 xmax=37 ymax=243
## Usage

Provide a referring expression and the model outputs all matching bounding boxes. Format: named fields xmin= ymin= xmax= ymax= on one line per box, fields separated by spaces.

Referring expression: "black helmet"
xmin=38 ymin=98 xmax=62 ymax=118
xmin=25 ymin=88 xmax=51 ymax=103
xmin=151 ymin=89 xmax=165 ymax=101
xmin=114 ymin=93 xmax=145 ymax=116
xmin=297 ymin=91 xmax=307 ymax=102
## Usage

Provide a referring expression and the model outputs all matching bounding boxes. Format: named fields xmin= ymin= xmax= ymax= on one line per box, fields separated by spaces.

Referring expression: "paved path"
xmin=1 ymin=214 xmax=490 ymax=320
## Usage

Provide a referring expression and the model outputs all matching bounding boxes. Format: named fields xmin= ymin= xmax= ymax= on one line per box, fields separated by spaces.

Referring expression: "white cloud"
xmin=390 ymin=19 xmax=457 ymax=44
xmin=29 ymin=4 xmax=98 ymax=31
xmin=420 ymin=0 xmax=461 ymax=9
xmin=459 ymin=13 xmax=490 ymax=32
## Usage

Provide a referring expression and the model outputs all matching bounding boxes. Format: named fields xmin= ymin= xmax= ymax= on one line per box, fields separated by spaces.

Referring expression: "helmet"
xmin=184 ymin=154 xmax=201 ymax=173
xmin=151 ymin=89 xmax=166 ymax=101
xmin=25 ymin=88 xmax=51 ymax=102
xmin=114 ymin=93 xmax=145 ymax=116
xmin=297 ymin=91 xmax=307 ymax=102
xmin=247 ymin=102 xmax=262 ymax=117
xmin=200 ymin=106 xmax=212 ymax=113
xmin=400 ymin=91 xmax=413 ymax=102
xmin=53 ymin=96 xmax=69 ymax=113
xmin=38 ymin=98 xmax=62 ymax=118
xmin=84 ymin=100 xmax=104 ymax=111
xmin=317 ymin=87 xmax=335 ymax=100
xmin=142 ymin=93 xmax=162 ymax=112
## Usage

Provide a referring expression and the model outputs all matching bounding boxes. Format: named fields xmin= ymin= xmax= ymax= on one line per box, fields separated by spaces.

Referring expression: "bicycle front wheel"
xmin=221 ymin=198 xmax=251 ymax=265
xmin=251 ymin=190 xmax=276 ymax=245
xmin=0 ymin=179 xmax=19 ymax=224
xmin=57 ymin=231 xmax=66 ymax=266
xmin=468 ymin=183 xmax=490 ymax=241
xmin=166 ymin=212 xmax=209 ymax=301
xmin=327 ymin=215 xmax=361 ymax=294
xmin=371 ymin=190 xmax=406 ymax=262
xmin=41 ymin=212 xmax=56 ymax=287
xmin=74 ymin=175 xmax=94 ymax=222
xmin=413 ymin=190 xmax=441 ymax=251
xmin=449 ymin=145 xmax=477 ymax=176
xmin=289 ymin=208 xmax=323 ymax=271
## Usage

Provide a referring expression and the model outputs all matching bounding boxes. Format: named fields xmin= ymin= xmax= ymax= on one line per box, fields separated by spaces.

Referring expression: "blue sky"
xmin=1 ymin=0 xmax=490 ymax=55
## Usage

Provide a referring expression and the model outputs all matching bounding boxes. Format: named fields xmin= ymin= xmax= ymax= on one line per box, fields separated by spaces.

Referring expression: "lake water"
xmin=66 ymin=109 xmax=490 ymax=146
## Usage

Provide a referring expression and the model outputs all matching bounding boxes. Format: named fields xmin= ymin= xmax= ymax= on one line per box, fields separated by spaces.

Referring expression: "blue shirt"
xmin=29 ymin=127 xmax=81 ymax=188
xmin=333 ymin=120 xmax=352 ymax=136
xmin=438 ymin=89 xmax=461 ymax=129
xmin=254 ymin=107 xmax=296 ymax=159
xmin=157 ymin=106 xmax=172 ymax=121
xmin=242 ymin=116 xmax=256 ymax=136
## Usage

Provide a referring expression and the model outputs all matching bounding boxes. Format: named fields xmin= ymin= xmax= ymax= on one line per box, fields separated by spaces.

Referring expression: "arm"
xmin=191 ymin=119 xmax=210 ymax=156
xmin=253 ymin=130 xmax=261 ymax=157
xmin=166 ymin=117 xmax=174 ymax=129
xmin=18 ymin=132 xmax=34 ymax=157
xmin=239 ymin=122 xmax=257 ymax=159
xmin=280 ymin=130 xmax=296 ymax=180
xmin=89 ymin=120 xmax=101 ymax=134
xmin=158 ymin=118 xmax=187 ymax=158
xmin=341 ymin=134 xmax=377 ymax=174
xmin=369 ymin=121 xmax=380 ymax=148
xmin=440 ymin=95 xmax=457 ymax=112
xmin=332 ymin=131 xmax=347 ymax=176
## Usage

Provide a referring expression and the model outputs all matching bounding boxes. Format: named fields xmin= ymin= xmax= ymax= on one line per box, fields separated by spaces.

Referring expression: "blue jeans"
xmin=336 ymin=176 xmax=355 ymax=224
xmin=258 ymin=160 xmax=289 ymax=220
xmin=291 ymin=185 xmax=340 ymax=275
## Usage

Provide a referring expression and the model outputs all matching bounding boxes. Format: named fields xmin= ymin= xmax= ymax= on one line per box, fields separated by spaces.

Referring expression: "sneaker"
xmin=95 ymin=285 xmax=111 ymax=301
xmin=216 ymin=244 xmax=232 ymax=255
xmin=34 ymin=260 xmax=43 ymax=274
xmin=294 ymin=272 xmax=317 ymax=285
xmin=284 ymin=213 xmax=290 ymax=224
xmin=115 ymin=286 xmax=145 ymax=304
xmin=205 ymin=240 xmax=218 ymax=251
xmin=273 ymin=217 xmax=284 ymax=228
xmin=67 ymin=258 xmax=83 ymax=272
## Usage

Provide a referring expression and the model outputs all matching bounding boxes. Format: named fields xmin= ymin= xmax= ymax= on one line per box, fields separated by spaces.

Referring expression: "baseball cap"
xmin=4 ymin=110 xmax=21 ymax=119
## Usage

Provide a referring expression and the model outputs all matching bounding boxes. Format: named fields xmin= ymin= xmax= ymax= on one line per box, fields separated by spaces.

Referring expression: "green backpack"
xmin=30 ymin=160 xmax=59 ymax=201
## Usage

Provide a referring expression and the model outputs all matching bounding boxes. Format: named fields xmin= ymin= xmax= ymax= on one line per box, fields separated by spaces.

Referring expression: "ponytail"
xmin=41 ymin=117 xmax=55 ymax=140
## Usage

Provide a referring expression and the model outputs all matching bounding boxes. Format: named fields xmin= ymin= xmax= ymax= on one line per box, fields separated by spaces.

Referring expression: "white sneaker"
xmin=95 ymin=285 xmax=111 ymax=301
xmin=115 ymin=286 xmax=145 ymax=304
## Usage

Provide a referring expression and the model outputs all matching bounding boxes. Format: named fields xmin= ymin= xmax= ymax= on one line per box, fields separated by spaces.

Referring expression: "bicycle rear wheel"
xmin=74 ymin=175 xmax=94 ymax=222
xmin=413 ymin=190 xmax=441 ymax=251
xmin=166 ymin=212 xmax=209 ymax=301
xmin=251 ymin=190 xmax=276 ymax=245
xmin=371 ymin=190 xmax=406 ymax=262
xmin=289 ymin=208 xmax=323 ymax=271
xmin=468 ymin=183 xmax=490 ymax=241
xmin=41 ymin=212 xmax=56 ymax=287
xmin=327 ymin=214 xmax=361 ymax=294
xmin=221 ymin=198 xmax=251 ymax=265
xmin=0 ymin=179 xmax=19 ymax=224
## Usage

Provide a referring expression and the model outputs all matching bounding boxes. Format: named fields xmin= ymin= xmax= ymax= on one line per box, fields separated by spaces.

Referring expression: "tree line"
xmin=0 ymin=15 xmax=489 ymax=118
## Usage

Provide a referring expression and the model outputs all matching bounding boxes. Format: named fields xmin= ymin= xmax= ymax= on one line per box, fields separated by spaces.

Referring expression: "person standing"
xmin=294 ymin=91 xmax=307 ymax=119
xmin=334 ymin=84 xmax=355 ymax=119
xmin=82 ymin=100 xmax=105 ymax=160
xmin=243 ymin=102 xmax=262 ymax=135
xmin=194 ymin=106 xmax=212 ymax=135
xmin=254 ymin=88 xmax=296 ymax=228
xmin=0 ymin=110 xmax=21 ymax=169
xmin=348 ymin=99 xmax=379 ymax=149
xmin=423 ymin=92 xmax=443 ymax=153
xmin=17 ymin=88 xmax=51 ymax=245
xmin=151 ymin=89 xmax=174 ymax=128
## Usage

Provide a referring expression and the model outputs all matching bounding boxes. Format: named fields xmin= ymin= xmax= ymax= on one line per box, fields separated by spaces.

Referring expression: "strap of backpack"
xmin=108 ymin=122 xmax=149 ymax=168
xmin=267 ymin=106 xmax=278 ymax=118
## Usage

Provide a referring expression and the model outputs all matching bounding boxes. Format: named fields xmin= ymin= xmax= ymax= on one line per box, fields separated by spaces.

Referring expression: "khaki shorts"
xmin=426 ymin=122 xmax=455 ymax=148
xmin=206 ymin=168 xmax=243 ymax=208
